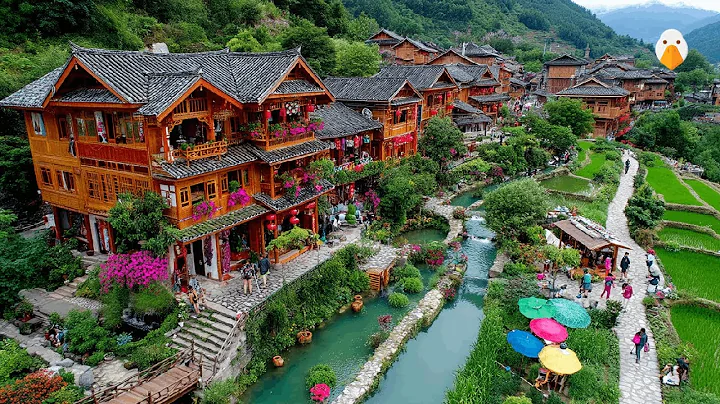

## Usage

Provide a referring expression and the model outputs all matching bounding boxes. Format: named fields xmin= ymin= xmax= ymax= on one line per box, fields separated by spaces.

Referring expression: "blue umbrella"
xmin=507 ymin=330 xmax=545 ymax=358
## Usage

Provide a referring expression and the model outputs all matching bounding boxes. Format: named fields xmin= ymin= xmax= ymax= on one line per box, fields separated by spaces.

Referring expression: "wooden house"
xmin=0 ymin=44 xmax=338 ymax=283
xmin=375 ymin=65 xmax=459 ymax=127
xmin=468 ymin=93 xmax=510 ymax=123
xmin=556 ymin=77 xmax=630 ymax=138
xmin=541 ymin=54 xmax=588 ymax=94
xmin=442 ymin=64 xmax=500 ymax=103
xmin=509 ymin=78 xmax=530 ymax=99
xmin=490 ymin=64 xmax=515 ymax=94
xmin=323 ymin=77 xmax=422 ymax=160
xmin=427 ymin=49 xmax=477 ymax=66
xmin=583 ymin=63 xmax=669 ymax=107
xmin=713 ymin=80 xmax=720 ymax=106
xmin=451 ymin=100 xmax=492 ymax=134
xmin=453 ymin=43 xmax=501 ymax=66
xmin=366 ymin=28 xmax=404 ymax=57
xmin=592 ymin=53 xmax=635 ymax=68
xmin=391 ymin=38 xmax=441 ymax=65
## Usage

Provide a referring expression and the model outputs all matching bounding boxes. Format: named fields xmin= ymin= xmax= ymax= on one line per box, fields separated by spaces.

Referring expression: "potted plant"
xmin=16 ymin=300 xmax=33 ymax=322
xmin=104 ymin=352 xmax=115 ymax=361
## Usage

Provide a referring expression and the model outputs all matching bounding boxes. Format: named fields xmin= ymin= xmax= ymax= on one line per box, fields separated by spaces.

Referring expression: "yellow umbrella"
xmin=538 ymin=344 xmax=582 ymax=375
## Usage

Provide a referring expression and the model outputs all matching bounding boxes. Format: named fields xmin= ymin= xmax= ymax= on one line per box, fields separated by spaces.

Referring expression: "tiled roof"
xmin=454 ymin=114 xmax=492 ymax=125
xmin=393 ymin=37 xmax=438 ymax=53
xmin=475 ymin=78 xmax=500 ymax=86
xmin=533 ymin=89 xmax=554 ymax=97
xmin=375 ymin=65 xmax=451 ymax=90
xmin=489 ymin=65 xmax=500 ymax=80
xmin=556 ymin=78 xmax=629 ymax=97
xmin=544 ymin=54 xmax=588 ymax=66
xmin=2 ymin=45 xmax=325 ymax=115
xmin=311 ymin=103 xmax=381 ymax=139
xmin=444 ymin=64 xmax=475 ymax=83
xmin=253 ymin=179 xmax=333 ymax=212
xmin=250 ymin=139 xmax=330 ymax=164
xmin=54 ymin=87 xmax=123 ymax=104
xmin=137 ymin=71 xmax=201 ymax=116
xmin=469 ymin=93 xmax=510 ymax=103
xmin=455 ymin=43 xmax=499 ymax=57
xmin=154 ymin=142 xmax=258 ymax=179
xmin=0 ymin=67 xmax=63 ymax=108
xmin=273 ymin=79 xmax=324 ymax=95
xmin=368 ymin=28 xmax=404 ymax=42
xmin=323 ymin=77 xmax=411 ymax=102
xmin=644 ymin=76 xmax=669 ymax=84
xmin=428 ymin=49 xmax=478 ymax=65
xmin=510 ymin=77 xmax=528 ymax=86
xmin=177 ymin=204 xmax=269 ymax=242
xmin=453 ymin=100 xmax=482 ymax=114
xmin=390 ymin=96 xmax=422 ymax=106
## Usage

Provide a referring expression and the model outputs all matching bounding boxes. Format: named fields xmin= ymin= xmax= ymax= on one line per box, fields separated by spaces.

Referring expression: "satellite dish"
xmin=361 ymin=108 xmax=372 ymax=119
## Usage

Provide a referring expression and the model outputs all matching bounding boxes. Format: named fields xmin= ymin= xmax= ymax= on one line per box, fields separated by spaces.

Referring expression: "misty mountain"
xmin=686 ymin=20 xmax=720 ymax=63
xmin=597 ymin=3 xmax=718 ymax=43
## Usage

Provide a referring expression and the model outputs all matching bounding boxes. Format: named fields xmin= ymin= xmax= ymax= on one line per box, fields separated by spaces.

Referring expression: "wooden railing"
xmin=592 ymin=106 xmax=622 ymax=119
xmin=387 ymin=122 xmax=416 ymax=138
xmin=75 ymin=345 xmax=201 ymax=404
xmin=174 ymin=98 xmax=208 ymax=117
xmin=172 ymin=140 xmax=228 ymax=166
xmin=207 ymin=314 xmax=247 ymax=383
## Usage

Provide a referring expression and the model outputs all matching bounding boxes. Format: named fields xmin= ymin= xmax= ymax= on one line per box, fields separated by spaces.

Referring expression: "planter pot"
xmin=272 ymin=355 xmax=284 ymax=367
xmin=297 ymin=331 xmax=313 ymax=344
xmin=351 ymin=295 xmax=364 ymax=313
xmin=104 ymin=352 xmax=115 ymax=362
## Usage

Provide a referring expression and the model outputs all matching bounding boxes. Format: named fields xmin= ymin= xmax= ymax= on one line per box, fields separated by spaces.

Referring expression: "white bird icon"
xmin=655 ymin=29 xmax=688 ymax=70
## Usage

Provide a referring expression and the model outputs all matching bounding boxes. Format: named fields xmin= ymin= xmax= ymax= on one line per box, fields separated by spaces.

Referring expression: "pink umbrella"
xmin=530 ymin=318 xmax=568 ymax=343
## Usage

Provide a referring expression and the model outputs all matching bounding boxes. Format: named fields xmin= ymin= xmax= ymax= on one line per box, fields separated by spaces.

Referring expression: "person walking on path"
xmin=600 ymin=272 xmax=616 ymax=299
xmin=622 ymin=283 xmax=633 ymax=309
xmin=646 ymin=249 xmax=655 ymax=274
xmin=605 ymin=255 xmax=613 ymax=275
xmin=258 ymin=252 xmax=271 ymax=287
xmin=625 ymin=158 xmax=630 ymax=174
xmin=241 ymin=262 xmax=256 ymax=295
xmin=620 ymin=252 xmax=630 ymax=280
xmin=580 ymin=268 xmax=592 ymax=298
xmin=631 ymin=328 xmax=648 ymax=364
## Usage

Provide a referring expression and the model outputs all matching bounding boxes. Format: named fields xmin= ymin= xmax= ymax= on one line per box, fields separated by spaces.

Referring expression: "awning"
xmin=554 ymin=218 xmax=631 ymax=251
xmin=177 ymin=204 xmax=269 ymax=243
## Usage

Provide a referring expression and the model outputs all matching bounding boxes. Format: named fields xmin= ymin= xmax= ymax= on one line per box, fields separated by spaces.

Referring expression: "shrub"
xmin=604 ymin=150 xmax=621 ymax=161
xmin=0 ymin=370 xmax=66 ymax=404
xmin=129 ymin=343 xmax=175 ymax=370
xmin=75 ymin=267 xmax=101 ymax=299
xmin=593 ymin=161 xmax=620 ymax=185
xmin=502 ymin=262 xmax=533 ymax=277
xmin=452 ymin=207 xmax=466 ymax=219
xmin=0 ymin=339 xmax=46 ymax=384
xmin=625 ymin=184 xmax=665 ymax=230
xmin=568 ymin=366 xmax=600 ymax=401
xmin=346 ymin=270 xmax=370 ymax=293
xmin=366 ymin=330 xmax=390 ymax=349
xmin=502 ymin=396 xmax=531 ymax=404
xmin=131 ymin=282 xmax=176 ymax=316
xmin=201 ymin=379 xmax=240 ymax=404
xmin=43 ymin=385 xmax=85 ymax=404
xmin=99 ymin=251 xmax=168 ymax=292
xmin=305 ymin=364 xmax=336 ymax=389
xmin=391 ymin=264 xmax=421 ymax=282
xmin=388 ymin=292 xmax=409 ymax=308
xmin=85 ymin=351 xmax=104 ymax=367
xmin=526 ymin=389 xmax=544 ymax=404
xmin=401 ymin=277 xmax=423 ymax=294
xmin=545 ymin=392 xmax=563 ymax=404
xmin=346 ymin=204 xmax=357 ymax=225
xmin=588 ymin=302 xmax=621 ymax=329
xmin=64 ymin=310 xmax=109 ymax=355
xmin=101 ymin=286 xmax=130 ymax=329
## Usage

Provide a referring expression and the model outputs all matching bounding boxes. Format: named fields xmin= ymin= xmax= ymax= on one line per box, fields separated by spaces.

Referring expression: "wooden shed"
xmin=553 ymin=216 xmax=631 ymax=276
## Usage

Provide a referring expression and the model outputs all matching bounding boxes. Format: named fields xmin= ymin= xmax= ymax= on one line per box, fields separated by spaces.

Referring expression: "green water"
xmin=402 ymin=228 xmax=448 ymax=244
xmin=450 ymin=190 xmax=482 ymax=207
xmin=366 ymin=216 xmax=496 ymax=403
xmin=540 ymin=175 xmax=593 ymax=195
xmin=241 ymin=264 xmax=436 ymax=402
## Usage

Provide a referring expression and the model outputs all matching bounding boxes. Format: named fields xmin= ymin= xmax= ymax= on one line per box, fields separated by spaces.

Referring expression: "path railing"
xmin=207 ymin=313 xmax=247 ymax=383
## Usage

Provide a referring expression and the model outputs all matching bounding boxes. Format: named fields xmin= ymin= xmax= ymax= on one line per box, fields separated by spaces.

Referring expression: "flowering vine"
xmin=192 ymin=200 xmax=219 ymax=221
xmin=365 ymin=189 xmax=380 ymax=211
xmin=220 ymin=230 xmax=230 ymax=276
xmin=203 ymin=236 xmax=214 ymax=266
xmin=99 ymin=251 xmax=168 ymax=292
xmin=228 ymin=188 xmax=250 ymax=208
xmin=310 ymin=383 xmax=330 ymax=402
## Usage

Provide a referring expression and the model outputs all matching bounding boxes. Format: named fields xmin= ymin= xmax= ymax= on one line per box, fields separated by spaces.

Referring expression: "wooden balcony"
xmin=387 ymin=122 xmax=416 ymax=139
xmin=635 ymin=91 xmax=665 ymax=101
xmin=250 ymin=121 xmax=317 ymax=151
xmin=172 ymin=140 xmax=228 ymax=166
xmin=592 ymin=106 xmax=622 ymax=119
xmin=260 ymin=182 xmax=283 ymax=197
xmin=173 ymin=98 xmax=208 ymax=120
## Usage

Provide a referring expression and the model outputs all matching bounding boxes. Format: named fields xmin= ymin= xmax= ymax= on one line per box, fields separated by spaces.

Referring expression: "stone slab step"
xmin=202 ymin=311 xmax=237 ymax=329
xmin=183 ymin=321 xmax=231 ymax=342
xmin=205 ymin=302 xmax=238 ymax=320
xmin=178 ymin=326 xmax=225 ymax=348
xmin=171 ymin=338 xmax=218 ymax=360
xmin=174 ymin=333 xmax=222 ymax=356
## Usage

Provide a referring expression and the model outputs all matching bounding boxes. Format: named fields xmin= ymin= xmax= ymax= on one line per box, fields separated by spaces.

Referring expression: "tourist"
xmin=188 ymin=288 xmax=200 ymax=316
xmin=581 ymin=268 xmax=592 ymax=298
xmin=258 ymin=252 xmax=271 ymax=287
xmin=600 ymin=272 xmax=615 ymax=299
xmin=620 ymin=252 xmax=630 ymax=280
xmin=646 ymin=249 xmax=655 ymax=274
xmin=604 ymin=255 xmax=612 ymax=275
xmin=625 ymin=159 xmax=630 ymax=174
xmin=677 ymin=356 xmax=690 ymax=382
xmin=630 ymin=328 xmax=648 ymax=364
xmin=332 ymin=215 xmax=340 ymax=232
xmin=241 ymin=262 xmax=256 ymax=295
xmin=621 ymin=283 xmax=633 ymax=309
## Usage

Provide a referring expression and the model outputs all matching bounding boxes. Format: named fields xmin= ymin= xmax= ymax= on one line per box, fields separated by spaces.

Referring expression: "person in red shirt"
xmin=600 ymin=272 xmax=616 ymax=299
xmin=622 ymin=283 xmax=633 ymax=310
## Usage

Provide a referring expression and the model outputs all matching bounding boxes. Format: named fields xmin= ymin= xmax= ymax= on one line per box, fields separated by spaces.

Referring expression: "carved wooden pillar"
xmin=83 ymin=214 xmax=94 ymax=253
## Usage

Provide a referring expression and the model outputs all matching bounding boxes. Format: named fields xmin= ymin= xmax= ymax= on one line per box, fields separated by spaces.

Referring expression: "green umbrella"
xmin=550 ymin=298 xmax=591 ymax=328
xmin=518 ymin=297 xmax=555 ymax=319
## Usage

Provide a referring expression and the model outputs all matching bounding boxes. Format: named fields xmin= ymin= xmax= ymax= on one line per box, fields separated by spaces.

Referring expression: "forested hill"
xmin=342 ymin=0 xmax=648 ymax=54
xmin=686 ymin=20 xmax=720 ymax=64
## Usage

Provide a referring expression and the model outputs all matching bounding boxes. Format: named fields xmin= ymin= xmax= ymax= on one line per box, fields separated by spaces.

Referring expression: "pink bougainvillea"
xmin=99 ymin=251 xmax=168 ymax=292
xmin=310 ymin=383 xmax=330 ymax=402
xmin=192 ymin=200 xmax=219 ymax=221
xmin=228 ymin=188 xmax=250 ymax=207
xmin=365 ymin=189 xmax=380 ymax=211
xmin=220 ymin=230 xmax=231 ymax=276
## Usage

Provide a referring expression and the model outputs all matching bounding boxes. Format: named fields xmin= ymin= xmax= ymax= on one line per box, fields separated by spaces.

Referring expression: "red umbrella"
xmin=530 ymin=318 xmax=568 ymax=343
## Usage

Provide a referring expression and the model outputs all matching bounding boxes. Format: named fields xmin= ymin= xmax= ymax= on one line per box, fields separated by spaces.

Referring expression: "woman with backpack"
xmin=600 ymin=272 xmax=615 ymax=299
xmin=631 ymin=328 xmax=648 ymax=364
xmin=241 ymin=262 xmax=256 ymax=295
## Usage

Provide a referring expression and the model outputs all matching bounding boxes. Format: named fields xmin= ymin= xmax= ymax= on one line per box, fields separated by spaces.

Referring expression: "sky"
xmin=571 ymin=0 xmax=720 ymax=13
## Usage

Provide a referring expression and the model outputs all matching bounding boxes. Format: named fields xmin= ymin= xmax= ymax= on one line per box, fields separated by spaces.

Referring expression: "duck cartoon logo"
xmin=655 ymin=29 xmax=688 ymax=70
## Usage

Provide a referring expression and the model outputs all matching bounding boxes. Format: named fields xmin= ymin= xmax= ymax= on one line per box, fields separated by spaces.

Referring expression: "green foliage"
xmin=545 ymin=392 xmax=563 ymax=404
xmin=332 ymin=39 xmax=380 ymax=77
xmin=346 ymin=270 xmax=370 ymax=293
xmin=201 ymin=379 xmax=240 ymax=404
xmin=419 ymin=117 xmax=467 ymax=174
xmin=391 ymin=263 xmax=421 ymax=283
xmin=388 ymin=292 xmax=409 ymax=308
xmin=630 ymin=110 xmax=698 ymax=161
xmin=645 ymin=164 xmax=701 ymax=206
xmin=670 ymin=304 xmax=720 ymax=395
xmin=101 ymin=286 xmax=130 ymax=330
xmin=676 ymin=69 xmax=711 ymax=93
xmin=625 ymin=184 xmax=665 ymax=230
xmin=267 ymin=226 xmax=314 ymax=251
xmin=674 ymin=49 xmax=714 ymax=73
xmin=663 ymin=386 xmax=720 ymax=404
xmin=281 ymin=19 xmax=336 ymax=76
xmin=75 ymin=267 xmax=101 ymax=299
xmin=0 ymin=339 xmax=46 ymax=384
xmin=502 ymin=396 xmax=531 ymax=404
xmin=130 ymin=283 xmax=176 ymax=317
xmin=656 ymin=247 xmax=720 ymax=307
xmin=108 ymin=192 xmax=179 ymax=256
xmin=43 ymin=385 xmax=85 ymax=404
xmin=685 ymin=179 xmax=720 ymax=212
xmin=0 ymin=210 xmax=16 ymax=240
xmin=130 ymin=343 xmax=176 ymax=370
xmin=64 ymin=310 xmax=110 ymax=355
xmin=305 ymin=364 xmax=337 ymax=389
xmin=401 ymin=277 xmax=423 ymax=294
xmin=346 ymin=203 xmax=357 ymax=225
xmin=484 ymin=179 xmax=549 ymax=244
xmin=518 ymin=9 xmax=550 ymax=31
xmin=544 ymin=98 xmax=595 ymax=137
xmin=378 ymin=163 xmax=436 ymax=226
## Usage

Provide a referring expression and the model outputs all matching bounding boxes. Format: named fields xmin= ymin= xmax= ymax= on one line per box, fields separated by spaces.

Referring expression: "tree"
xmin=0 ymin=136 xmax=40 ymax=221
xmin=484 ymin=178 xmax=549 ymax=243
xmin=281 ymin=19 xmax=336 ymax=77
xmin=107 ymin=192 xmax=179 ymax=256
xmin=522 ymin=112 xmax=577 ymax=154
xmin=625 ymin=184 xmax=665 ymax=230
xmin=332 ymin=39 xmax=381 ymax=77
xmin=378 ymin=167 xmax=434 ymax=225
xmin=674 ymin=49 xmax=712 ymax=73
xmin=544 ymin=98 xmax=595 ymax=137
xmin=0 ymin=210 xmax=16 ymax=240
xmin=676 ymin=69 xmax=710 ymax=93
xmin=541 ymin=244 xmax=580 ymax=298
xmin=419 ymin=117 xmax=467 ymax=169
xmin=524 ymin=60 xmax=542 ymax=73
xmin=343 ymin=12 xmax=379 ymax=41
xmin=517 ymin=10 xmax=550 ymax=31
xmin=227 ymin=29 xmax=264 ymax=52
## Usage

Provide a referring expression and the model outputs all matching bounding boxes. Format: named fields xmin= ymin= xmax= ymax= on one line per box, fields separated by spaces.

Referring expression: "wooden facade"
xmin=392 ymin=38 xmax=439 ymax=65
xmin=556 ymin=78 xmax=630 ymax=138
xmin=542 ymin=55 xmax=588 ymax=94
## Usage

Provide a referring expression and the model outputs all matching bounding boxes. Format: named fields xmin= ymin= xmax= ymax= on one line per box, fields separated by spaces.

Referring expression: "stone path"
xmin=607 ymin=153 xmax=663 ymax=404
xmin=424 ymin=197 xmax=464 ymax=244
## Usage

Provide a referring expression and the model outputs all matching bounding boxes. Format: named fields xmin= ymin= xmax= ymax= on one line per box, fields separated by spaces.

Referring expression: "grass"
xmin=577 ymin=141 xmax=592 ymax=164
xmin=575 ymin=150 xmax=607 ymax=179
xmin=540 ymin=175 xmax=592 ymax=194
xmin=685 ymin=179 xmax=720 ymax=212
xmin=658 ymin=227 xmax=720 ymax=252
xmin=548 ymin=193 xmax=609 ymax=226
xmin=645 ymin=165 xmax=701 ymax=206
xmin=663 ymin=210 xmax=720 ymax=235
xmin=670 ymin=304 xmax=720 ymax=396
xmin=656 ymin=248 xmax=720 ymax=302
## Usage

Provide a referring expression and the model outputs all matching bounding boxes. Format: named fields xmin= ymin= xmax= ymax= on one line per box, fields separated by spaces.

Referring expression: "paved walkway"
xmin=607 ymin=153 xmax=663 ymax=404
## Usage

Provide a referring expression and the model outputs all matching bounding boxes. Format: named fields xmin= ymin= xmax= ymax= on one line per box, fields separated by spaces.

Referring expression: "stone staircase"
xmin=169 ymin=302 xmax=248 ymax=380
xmin=47 ymin=275 xmax=88 ymax=301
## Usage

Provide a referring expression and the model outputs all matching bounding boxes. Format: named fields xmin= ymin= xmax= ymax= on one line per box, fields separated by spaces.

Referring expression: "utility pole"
xmin=543 ymin=38 xmax=549 ymax=57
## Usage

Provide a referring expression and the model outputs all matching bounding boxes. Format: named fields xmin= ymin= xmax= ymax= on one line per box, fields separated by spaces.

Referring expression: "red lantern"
xmin=264 ymin=110 xmax=271 ymax=120
xmin=280 ymin=107 xmax=286 ymax=118
xmin=431 ymin=110 xmax=438 ymax=116
xmin=289 ymin=216 xmax=300 ymax=225
xmin=306 ymin=104 xmax=315 ymax=113
xmin=305 ymin=202 xmax=316 ymax=209
xmin=289 ymin=209 xmax=299 ymax=216
xmin=354 ymin=165 xmax=364 ymax=172
xmin=446 ymin=104 xmax=453 ymax=111
xmin=266 ymin=223 xmax=277 ymax=231
xmin=266 ymin=214 xmax=276 ymax=221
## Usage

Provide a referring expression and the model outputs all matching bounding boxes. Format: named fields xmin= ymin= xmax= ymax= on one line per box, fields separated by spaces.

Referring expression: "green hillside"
xmin=686 ymin=20 xmax=720 ymax=63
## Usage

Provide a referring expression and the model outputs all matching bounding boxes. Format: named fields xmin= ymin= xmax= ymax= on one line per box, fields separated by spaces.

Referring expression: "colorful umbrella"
xmin=518 ymin=297 xmax=555 ymax=319
xmin=506 ymin=330 xmax=544 ymax=358
xmin=550 ymin=298 xmax=591 ymax=329
xmin=530 ymin=318 xmax=568 ymax=343
xmin=538 ymin=344 xmax=582 ymax=375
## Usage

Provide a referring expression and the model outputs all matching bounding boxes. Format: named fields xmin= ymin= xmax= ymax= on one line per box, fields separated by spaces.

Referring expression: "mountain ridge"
xmin=686 ymin=20 xmax=720 ymax=63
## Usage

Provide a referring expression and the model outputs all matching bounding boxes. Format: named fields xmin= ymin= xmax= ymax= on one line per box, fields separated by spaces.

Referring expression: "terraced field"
xmin=575 ymin=148 xmax=607 ymax=179
xmin=656 ymin=248 xmax=720 ymax=302
xmin=662 ymin=210 xmax=720 ymax=235
xmin=657 ymin=227 xmax=720 ymax=251
xmin=646 ymin=165 xmax=701 ymax=205
xmin=685 ymin=179 xmax=720 ymax=212
xmin=670 ymin=304 xmax=720 ymax=396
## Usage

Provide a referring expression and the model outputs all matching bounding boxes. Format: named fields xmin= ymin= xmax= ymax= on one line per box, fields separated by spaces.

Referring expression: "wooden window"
xmin=228 ymin=170 xmax=240 ymax=185
xmin=58 ymin=117 xmax=71 ymax=140
xmin=56 ymin=171 xmax=76 ymax=192
xmin=118 ymin=176 xmax=134 ymax=195
xmin=393 ymin=110 xmax=408 ymax=124
xmin=206 ymin=180 xmax=217 ymax=200
xmin=104 ymin=113 xmax=115 ymax=141
xmin=221 ymin=175 xmax=228 ymax=193
xmin=242 ymin=169 xmax=251 ymax=188
xmin=87 ymin=172 xmax=100 ymax=200
xmin=114 ymin=113 xmax=144 ymax=144
xmin=160 ymin=184 xmax=177 ymax=207
xmin=190 ymin=183 xmax=204 ymax=204
xmin=40 ymin=167 xmax=53 ymax=187
xmin=180 ymin=187 xmax=190 ymax=207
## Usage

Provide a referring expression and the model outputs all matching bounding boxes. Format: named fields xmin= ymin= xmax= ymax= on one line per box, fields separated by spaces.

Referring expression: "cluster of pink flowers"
xmin=307 ymin=121 xmax=325 ymax=131
xmin=310 ymin=383 xmax=330 ymax=402
xmin=314 ymin=184 xmax=323 ymax=192
xmin=192 ymin=200 xmax=219 ymax=221
xmin=365 ymin=189 xmax=380 ymax=210
xmin=228 ymin=188 xmax=250 ymax=207
xmin=99 ymin=251 xmax=168 ymax=292
xmin=221 ymin=230 xmax=231 ymax=275
xmin=443 ymin=288 xmax=456 ymax=300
